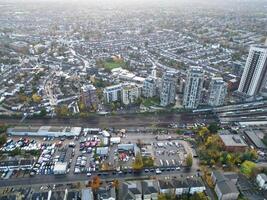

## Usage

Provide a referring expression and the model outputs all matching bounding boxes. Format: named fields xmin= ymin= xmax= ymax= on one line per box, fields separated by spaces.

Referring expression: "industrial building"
xmin=7 ymin=126 xmax=82 ymax=137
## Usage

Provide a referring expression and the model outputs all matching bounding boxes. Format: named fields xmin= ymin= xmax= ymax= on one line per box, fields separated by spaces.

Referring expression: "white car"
xmin=155 ymin=168 xmax=162 ymax=174
xmin=86 ymin=173 xmax=91 ymax=177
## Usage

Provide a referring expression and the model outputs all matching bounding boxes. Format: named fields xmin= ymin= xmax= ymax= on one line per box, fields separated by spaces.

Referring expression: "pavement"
xmin=0 ymin=167 xmax=197 ymax=188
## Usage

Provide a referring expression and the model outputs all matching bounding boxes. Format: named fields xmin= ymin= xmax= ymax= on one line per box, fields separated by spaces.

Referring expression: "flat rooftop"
xmin=219 ymin=134 xmax=247 ymax=147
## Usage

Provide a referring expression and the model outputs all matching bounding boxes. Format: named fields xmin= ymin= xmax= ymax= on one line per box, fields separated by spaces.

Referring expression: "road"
xmin=0 ymin=167 xmax=196 ymax=188
xmin=0 ymin=112 xmax=217 ymax=128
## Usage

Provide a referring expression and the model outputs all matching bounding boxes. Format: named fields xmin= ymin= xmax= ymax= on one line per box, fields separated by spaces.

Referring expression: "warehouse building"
xmin=219 ymin=132 xmax=248 ymax=152
xmin=7 ymin=126 xmax=82 ymax=137
xmin=244 ymin=129 xmax=267 ymax=150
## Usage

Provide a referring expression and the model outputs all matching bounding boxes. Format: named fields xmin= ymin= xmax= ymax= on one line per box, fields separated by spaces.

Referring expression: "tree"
xmin=207 ymin=123 xmax=220 ymax=133
xmin=0 ymin=134 xmax=7 ymax=146
xmin=78 ymin=101 xmax=86 ymax=112
xmin=32 ymin=93 xmax=42 ymax=103
xmin=158 ymin=194 xmax=167 ymax=200
xmin=185 ymin=153 xmax=193 ymax=168
xmin=112 ymin=179 xmax=120 ymax=199
xmin=39 ymin=108 xmax=47 ymax=117
xmin=197 ymin=127 xmax=209 ymax=139
xmin=142 ymin=156 xmax=154 ymax=167
xmin=0 ymin=125 xmax=8 ymax=134
xmin=190 ymin=192 xmax=209 ymax=200
xmin=10 ymin=147 xmax=21 ymax=156
xmin=240 ymin=161 xmax=256 ymax=177
xmin=241 ymin=150 xmax=258 ymax=162
xmin=90 ymin=176 xmax=101 ymax=199
xmin=262 ymin=135 xmax=267 ymax=146
xmin=55 ymin=105 xmax=70 ymax=117
xmin=132 ymin=152 xmax=143 ymax=170
xmin=101 ymin=163 xmax=109 ymax=171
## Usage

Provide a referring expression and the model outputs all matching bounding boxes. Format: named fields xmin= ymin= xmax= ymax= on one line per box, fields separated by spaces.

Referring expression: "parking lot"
xmin=0 ymin=127 xmax=195 ymax=180
xmin=153 ymin=140 xmax=186 ymax=167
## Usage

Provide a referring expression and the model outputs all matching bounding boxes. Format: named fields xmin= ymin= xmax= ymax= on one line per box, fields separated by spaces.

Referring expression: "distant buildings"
xmin=103 ymin=83 xmax=141 ymax=105
xmin=238 ymin=45 xmax=267 ymax=96
xmin=103 ymin=84 xmax=122 ymax=103
xmin=122 ymin=83 xmax=142 ymax=105
xmin=80 ymin=84 xmax=98 ymax=110
xmin=183 ymin=66 xmax=204 ymax=109
xmin=160 ymin=71 xmax=177 ymax=106
xmin=208 ymin=77 xmax=227 ymax=106
xmin=142 ymin=76 xmax=157 ymax=98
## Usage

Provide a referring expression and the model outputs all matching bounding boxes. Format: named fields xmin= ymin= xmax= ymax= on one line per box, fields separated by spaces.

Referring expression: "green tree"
xmin=142 ymin=156 xmax=154 ymax=167
xmin=207 ymin=123 xmax=220 ymax=133
xmin=0 ymin=135 xmax=7 ymax=146
xmin=190 ymin=192 xmax=209 ymax=200
xmin=55 ymin=105 xmax=70 ymax=117
xmin=185 ymin=153 xmax=193 ymax=168
xmin=262 ymin=135 xmax=267 ymax=146
xmin=241 ymin=150 xmax=258 ymax=162
xmin=10 ymin=148 xmax=21 ymax=156
xmin=0 ymin=125 xmax=8 ymax=134
xmin=39 ymin=108 xmax=47 ymax=117
xmin=132 ymin=152 xmax=143 ymax=170
xmin=240 ymin=161 xmax=256 ymax=177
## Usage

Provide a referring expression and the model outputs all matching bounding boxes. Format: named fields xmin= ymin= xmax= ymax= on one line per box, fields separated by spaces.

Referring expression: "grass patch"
xmin=103 ymin=60 xmax=125 ymax=70
xmin=142 ymin=97 xmax=160 ymax=107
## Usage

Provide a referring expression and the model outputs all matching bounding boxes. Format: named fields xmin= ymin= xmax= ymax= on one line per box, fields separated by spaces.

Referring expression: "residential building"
xmin=80 ymin=84 xmax=98 ymax=110
xmin=211 ymin=171 xmax=227 ymax=185
xmin=172 ymin=179 xmax=189 ymax=196
xmin=142 ymin=76 xmax=157 ymax=98
xmin=97 ymin=187 xmax=116 ymax=200
xmin=158 ymin=180 xmax=175 ymax=194
xmin=212 ymin=171 xmax=240 ymax=200
xmin=141 ymin=180 xmax=158 ymax=200
xmin=121 ymin=83 xmax=141 ymax=105
xmin=212 ymin=171 xmax=239 ymax=185
xmin=151 ymin=66 xmax=157 ymax=78
xmin=121 ymin=181 xmax=142 ymax=200
xmin=82 ymin=188 xmax=93 ymax=200
xmin=187 ymin=179 xmax=206 ymax=194
xmin=238 ymin=45 xmax=267 ymax=96
xmin=208 ymin=77 xmax=227 ymax=106
xmin=158 ymin=178 xmax=205 ymax=196
xmin=214 ymin=180 xmax=240 ymax=200
xmin=103 ymin=84 xmax=122 ymax=103
xmin=256 ymin=173 xmax=267 ymax=190
xmin=160 ymin=71 xmax=177 ymax=106
xmin=183 ymin=66 xmax=204 ymax=109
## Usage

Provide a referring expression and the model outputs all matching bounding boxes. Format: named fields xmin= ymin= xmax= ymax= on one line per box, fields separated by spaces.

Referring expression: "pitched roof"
xmin=158 ymin=180 xmax=174 ymax=189
xmin=213 ymin=170 xmax=227 ymax=183
xmin=216 ymin=180 xmax=239 ymax=195
xmin=172 ymin=179 xmax=189 ymax=188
